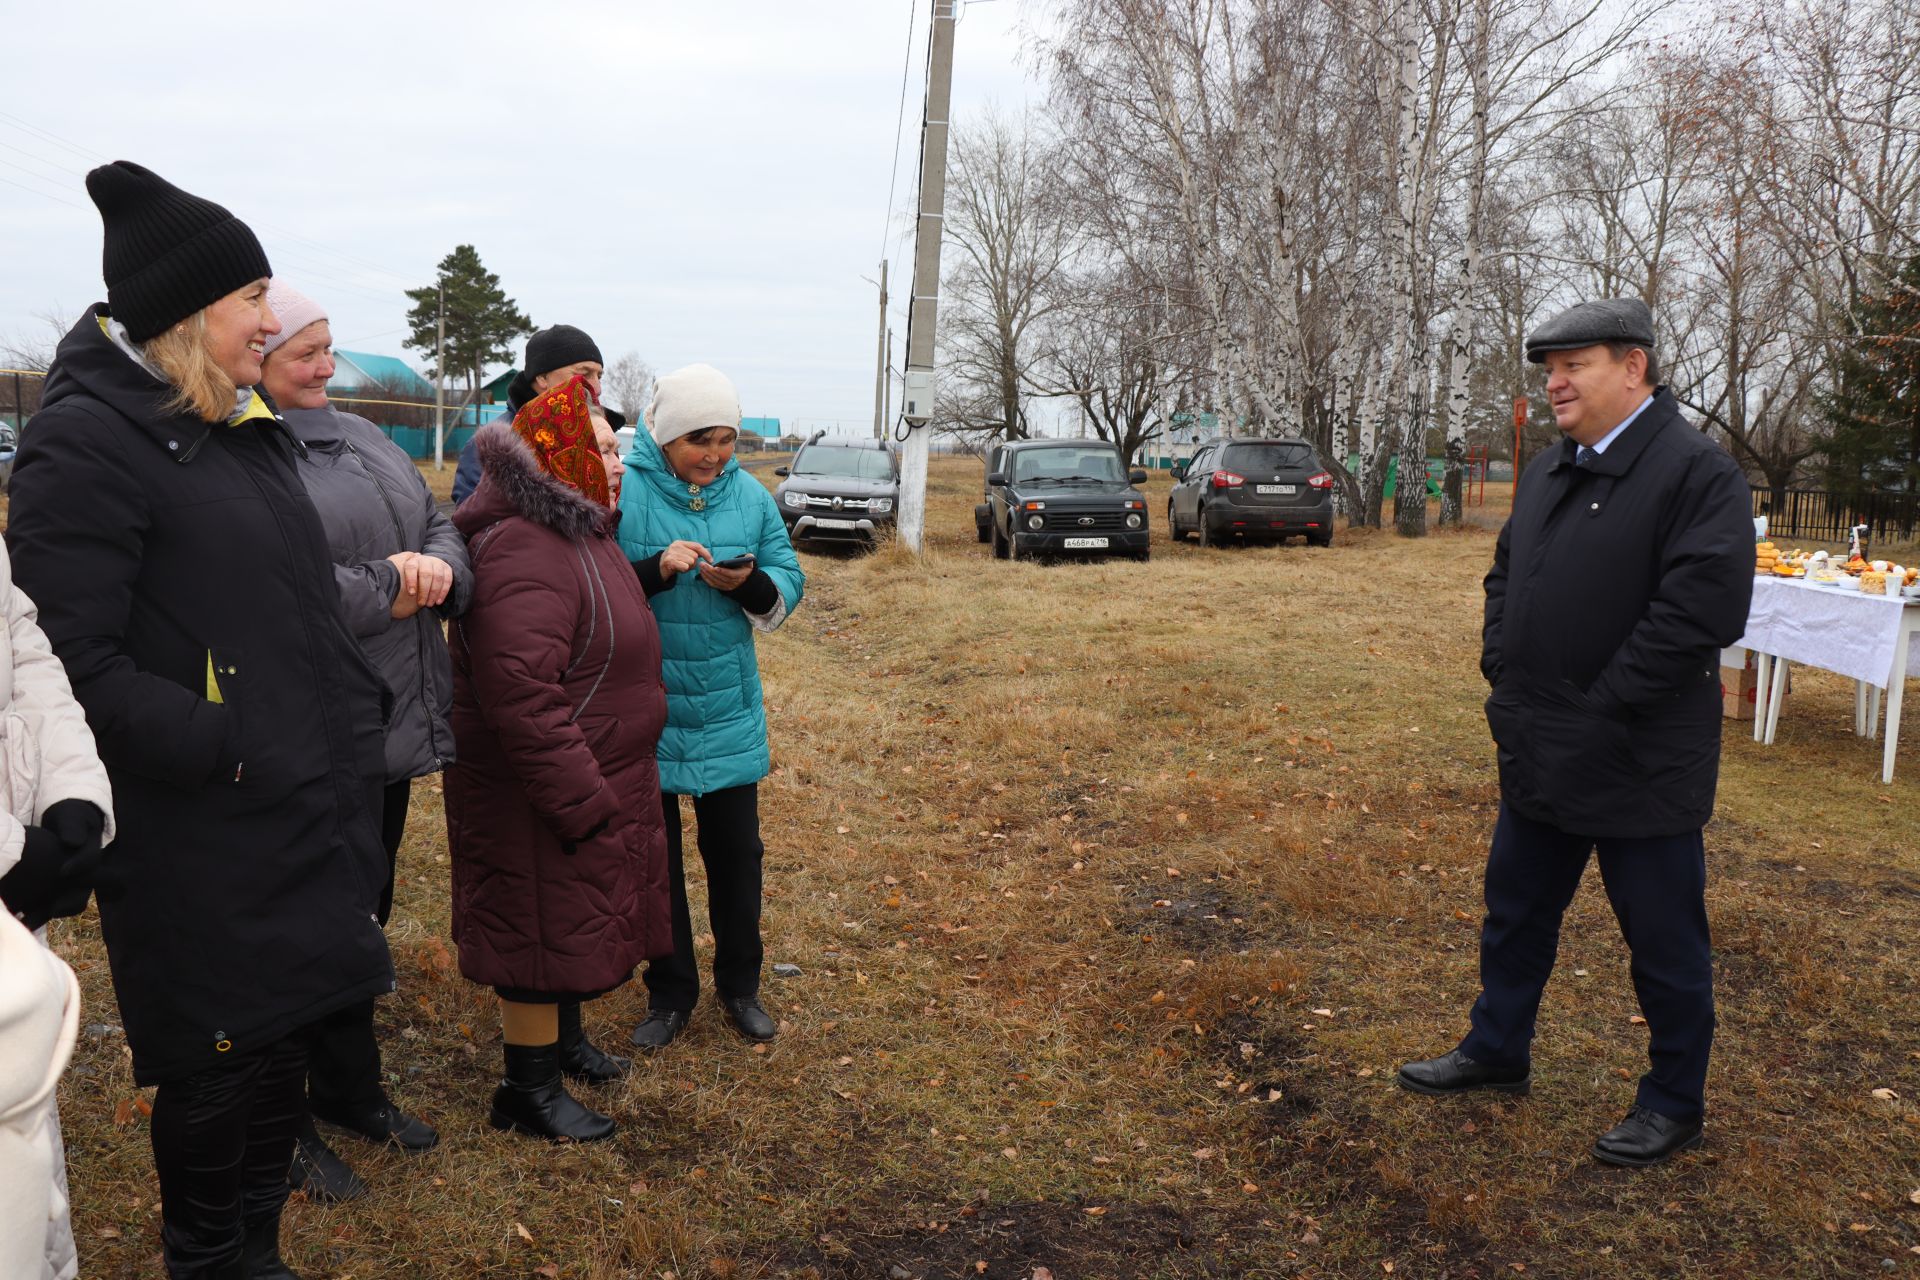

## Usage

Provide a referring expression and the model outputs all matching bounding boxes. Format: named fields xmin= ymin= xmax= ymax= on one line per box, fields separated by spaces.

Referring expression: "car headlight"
xmin=1125 ymin=512 xmax=1143 ymax=529
xmin=1027 ymin=513 xmax=1045 ymax=531
xmin=868 ymin=497 xmax=893 ymax=514
xmin=782 ymin=491 xmax=806 ymax=509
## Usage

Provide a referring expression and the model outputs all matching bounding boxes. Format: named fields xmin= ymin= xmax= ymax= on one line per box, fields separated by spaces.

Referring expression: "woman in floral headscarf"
xmin=444 ymin=377 xmax=670 ymax=1142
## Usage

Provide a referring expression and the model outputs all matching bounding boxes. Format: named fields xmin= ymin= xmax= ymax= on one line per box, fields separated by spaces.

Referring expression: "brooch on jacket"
xmin=688 ymin=481 xmax=705 ymax=512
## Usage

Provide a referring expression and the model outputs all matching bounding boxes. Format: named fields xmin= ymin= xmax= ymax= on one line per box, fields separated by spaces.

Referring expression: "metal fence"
xmin=1752 ymin=487 xmax=1920 ymax=542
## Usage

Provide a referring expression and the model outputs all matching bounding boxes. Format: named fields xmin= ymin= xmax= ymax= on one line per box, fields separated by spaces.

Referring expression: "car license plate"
xmin=814 ymin=517 xmax=858 ymax=529
xmin=1062 ymin=536 xmax=1109 ymax=549
xmin=1257 ymin=484 xmax=1297 ymax=495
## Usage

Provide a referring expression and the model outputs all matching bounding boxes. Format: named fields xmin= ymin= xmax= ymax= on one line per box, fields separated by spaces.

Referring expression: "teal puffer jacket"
xmin=617 ymin=440 xmax=804 ymax=796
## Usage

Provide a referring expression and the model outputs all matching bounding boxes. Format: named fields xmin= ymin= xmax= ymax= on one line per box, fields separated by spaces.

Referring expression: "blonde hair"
xmin=142 ymin=312 xmax=237 ymax=423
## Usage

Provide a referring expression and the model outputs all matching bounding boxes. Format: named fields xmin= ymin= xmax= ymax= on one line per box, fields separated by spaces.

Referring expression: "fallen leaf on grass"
xmin=1193 ymin=1148 xmax=1214 ymax=1160
xmin=1033 ymin=1269 xmax=1055 ymax=1280
xmin=112 ymin=1098 xmax=135 ymax=1127
xmin=535 ymin=1266 xmax=559 ymax=1278
xmin=1084 ymin=1206 xmax=1107 ymax=1216
xmin=1848 ymin=1223 xmax=1872 ymax=1232
xmin=514 ymin=1222 xmax=534 ymax=1244
xmin=96 ymin=1226 xmax=121 ymax=1239
xmin=1872 ymin=1088 xmax=1900 ymax=1101
xmin=1628 ymin=1016 xmax=1647 ymax=1025
xmin=1908 ymin=1188 xmax=1920 ymax=1205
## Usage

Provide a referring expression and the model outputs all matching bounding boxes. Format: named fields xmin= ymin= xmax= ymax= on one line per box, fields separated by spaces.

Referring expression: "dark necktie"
xmin=1576 ymin=445 xmax=1598 ymax=469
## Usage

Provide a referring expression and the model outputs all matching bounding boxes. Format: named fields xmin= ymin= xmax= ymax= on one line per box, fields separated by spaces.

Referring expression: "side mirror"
xmin=1170 ymin=463 xmax=1188 ymax=481
xmin=987 ymin=471 xmax=1008 ymax=486
xmin=1129 ymin=469 xmax=1148 ymax=485
xmin=773 ymin=467 xmax=789 ymax=477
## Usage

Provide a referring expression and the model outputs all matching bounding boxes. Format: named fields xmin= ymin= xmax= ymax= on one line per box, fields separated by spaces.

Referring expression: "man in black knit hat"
xmin=450 ymin=324 xmax=606 ymax=506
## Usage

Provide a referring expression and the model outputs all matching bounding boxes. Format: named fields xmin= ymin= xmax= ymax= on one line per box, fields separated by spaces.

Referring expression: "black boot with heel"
xmin=488 ymin=1042 xmax=616 ymax=1142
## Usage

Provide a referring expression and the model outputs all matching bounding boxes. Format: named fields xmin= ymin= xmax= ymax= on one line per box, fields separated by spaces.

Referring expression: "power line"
xmin=880 ymin=0 xmax=921 ymax=262
xmin=0 ymin=111 xmax=103 ymax=166
xmin=0 ymin=172 xmax=81 ymax=209
xmin=0 ymin=116 xmax=420 ymax=287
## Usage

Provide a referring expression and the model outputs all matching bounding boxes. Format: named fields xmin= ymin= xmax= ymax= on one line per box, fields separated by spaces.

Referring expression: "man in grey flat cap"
xmin=1398 ymin=298 xmax=1754 ymax=1167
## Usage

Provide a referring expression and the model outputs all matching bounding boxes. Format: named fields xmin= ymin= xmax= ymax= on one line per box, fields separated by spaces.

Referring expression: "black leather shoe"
xmin=722 ymin=996 xmax=777 ymax=1043
xmin=1592 ymin=1105 xmax=1703 ymax=1167
xmin=488 ymin=1043 xmax=615 ymax=1143
xmin=312 ymin=1098 xmax=440 ymax=1153
xmin=288 ymin=1118 xmax=366 ymax=1203
xmin=1397 ymin=1048 xmax=1531 ymax=1096
xmin=629 ymin=1007 xmax=690 ymax=1051
xmin=242 ymin=1212 xmax=305 ymax=1279
xmin=558 ymin=1000 xmax=632 ymax=1084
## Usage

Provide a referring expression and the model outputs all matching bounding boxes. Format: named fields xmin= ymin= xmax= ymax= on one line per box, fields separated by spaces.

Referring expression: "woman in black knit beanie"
xmin=5 ymin=161 xmax=395 ymax=1280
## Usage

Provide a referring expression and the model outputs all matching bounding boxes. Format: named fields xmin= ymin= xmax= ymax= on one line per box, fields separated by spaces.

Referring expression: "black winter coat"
xmin=1482 ymin=391 xmax=1754 ymax=838
xmin=4 ymin=307 xmax=394 ymax=1085
xmin=284 ymin=404 xmax=472 ymax=782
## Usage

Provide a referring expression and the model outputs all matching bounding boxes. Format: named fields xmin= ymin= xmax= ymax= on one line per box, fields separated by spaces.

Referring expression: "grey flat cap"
xmin=1525 ymin=298 xmax=1656 ymax=363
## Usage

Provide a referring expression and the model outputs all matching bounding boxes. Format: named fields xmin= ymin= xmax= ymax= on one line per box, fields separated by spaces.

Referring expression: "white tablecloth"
xmin=1736 ymin=576 xmax=1920 ymax=688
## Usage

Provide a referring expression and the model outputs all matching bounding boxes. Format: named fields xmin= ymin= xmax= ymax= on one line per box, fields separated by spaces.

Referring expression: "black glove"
xmin=1 ymin=825 xmax=68 ymax=929
xmin=1 ymin=800 xmax=107 ymax=929
xmin=560 ymin=816 xmax=611 ymax=856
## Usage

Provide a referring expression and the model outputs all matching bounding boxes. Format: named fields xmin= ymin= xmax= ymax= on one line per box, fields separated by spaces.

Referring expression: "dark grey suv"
xmin=1168 ymin=436 xmax=1335 ymax=547
xmin=774 ymin=436 xmax=898 ymax=545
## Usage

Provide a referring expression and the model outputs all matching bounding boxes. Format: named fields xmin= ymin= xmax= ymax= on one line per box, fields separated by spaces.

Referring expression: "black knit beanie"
xmin=84 ymin=161 xmax=272 ymax=343
xmin=524 ymin=324 xmax=603 ymax=378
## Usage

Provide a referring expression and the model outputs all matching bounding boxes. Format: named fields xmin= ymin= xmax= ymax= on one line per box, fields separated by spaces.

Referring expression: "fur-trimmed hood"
xmin=454 ymin=422 xmax=616 ymax=541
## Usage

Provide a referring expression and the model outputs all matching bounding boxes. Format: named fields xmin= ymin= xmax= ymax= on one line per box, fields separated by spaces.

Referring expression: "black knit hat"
xmin=84 ymin=161 xmax=272 ymax=343
xmin=524 ymin=324 xmax=603 ymax=378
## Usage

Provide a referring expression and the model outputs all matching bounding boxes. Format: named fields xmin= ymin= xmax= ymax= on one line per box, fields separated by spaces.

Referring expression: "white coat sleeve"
xmin=3 ymin=549 xmax=115 ymax=846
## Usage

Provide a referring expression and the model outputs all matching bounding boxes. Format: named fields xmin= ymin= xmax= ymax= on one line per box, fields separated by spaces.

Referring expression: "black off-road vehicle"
xmin=974 ymin=439 xmax=1151 ymax=562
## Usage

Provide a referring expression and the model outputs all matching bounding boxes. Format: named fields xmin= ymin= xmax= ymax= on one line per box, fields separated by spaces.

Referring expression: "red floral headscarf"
xmin=511 ymin=375 xmax=609 ymax=508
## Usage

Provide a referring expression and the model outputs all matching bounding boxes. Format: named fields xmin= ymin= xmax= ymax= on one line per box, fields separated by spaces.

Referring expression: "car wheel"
xmin=1167 ymin=500 xmax=1184 ymax=541
xmin=1309 ymin=530 xmax=1333 ymax=548
xmin=991 ymin=519 xmax=1010 ymax=560
xmin=1197 ymin=509 xmax=1214 ymax=548
xmin=976 ymin=519 xmax=990 ymax=544
xmin=1132 ymin=546 xmax=1151 ymax=563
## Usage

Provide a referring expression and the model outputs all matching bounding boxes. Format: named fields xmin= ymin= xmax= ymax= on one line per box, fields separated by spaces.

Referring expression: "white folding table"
xmin=1737 ymin=576 xmax=1920 ymax=783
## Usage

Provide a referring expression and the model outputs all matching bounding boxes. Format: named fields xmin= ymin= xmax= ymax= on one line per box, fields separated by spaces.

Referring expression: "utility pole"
xmin=433 ymin=283 xmax=447 ymax=470
xmin=871 ymin=259 xmax=889 ymax=440
xmin=897 ymin=0 xmax=957 ymax=554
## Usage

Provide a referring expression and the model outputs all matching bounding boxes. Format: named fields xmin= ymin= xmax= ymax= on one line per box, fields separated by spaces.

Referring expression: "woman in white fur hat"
xmin=614 ymin=364 xmax=804 ymax=1051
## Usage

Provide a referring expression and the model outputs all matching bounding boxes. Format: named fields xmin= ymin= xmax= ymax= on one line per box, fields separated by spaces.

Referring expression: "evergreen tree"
xmin=402 ymin=245 xmax=534 ymax=401
xmin=1822 ymin=255 xmax=1920 ymax=499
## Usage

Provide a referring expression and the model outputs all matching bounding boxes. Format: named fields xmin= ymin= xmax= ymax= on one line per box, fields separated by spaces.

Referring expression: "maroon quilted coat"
xmin=445 ymin=423 xmax=670 ymax=993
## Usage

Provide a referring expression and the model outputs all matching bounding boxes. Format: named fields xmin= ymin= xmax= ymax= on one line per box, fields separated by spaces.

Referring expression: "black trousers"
xmin=1459 ymin=803 xmax=1714 ymax=1122
xmin=306 ymin=779 xmax=410 ymax=1115
xmin=641 ymin=784 xmax=765 ymax=1011
xmin=151 ymin=1031 xmax=308 ymax=1278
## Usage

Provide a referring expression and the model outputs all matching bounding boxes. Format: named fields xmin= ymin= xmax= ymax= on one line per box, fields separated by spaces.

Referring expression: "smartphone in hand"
xmin=708 ymin=554 xmax=757 ymax=571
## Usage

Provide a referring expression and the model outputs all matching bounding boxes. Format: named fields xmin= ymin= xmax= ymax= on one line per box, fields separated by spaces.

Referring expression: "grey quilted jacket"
xmin=283 ymin=404 xmax=474 ymax=781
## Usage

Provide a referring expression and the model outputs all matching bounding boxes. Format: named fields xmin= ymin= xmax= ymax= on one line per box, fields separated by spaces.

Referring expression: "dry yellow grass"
xmin=42 ymin=457 xmax=1920 ymax=1278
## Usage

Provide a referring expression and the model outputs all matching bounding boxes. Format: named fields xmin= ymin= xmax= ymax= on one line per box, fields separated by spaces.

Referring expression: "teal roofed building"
xmin=329 ymin=351 xmax=435 ymax=399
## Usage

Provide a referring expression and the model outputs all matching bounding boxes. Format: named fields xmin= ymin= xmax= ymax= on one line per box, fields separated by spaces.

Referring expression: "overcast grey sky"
xmin=1 ymin=1 xmax=1043 ymax=431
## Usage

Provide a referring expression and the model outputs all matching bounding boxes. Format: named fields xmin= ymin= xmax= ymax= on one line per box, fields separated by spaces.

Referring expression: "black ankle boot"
xmin=287 ymin=1115 xmax=366 ymax=1203
xmin=241 ymin=1213 xmax=305 ymax=1279
xmin=558 ymin=1001 xmax=632 ymax=1084
xmin=489 ymin=1042 xmax=616 ymax=1142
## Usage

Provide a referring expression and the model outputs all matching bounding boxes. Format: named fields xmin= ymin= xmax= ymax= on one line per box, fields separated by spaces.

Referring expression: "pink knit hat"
xmin=262 ymin=281 xmax=328 ymax=356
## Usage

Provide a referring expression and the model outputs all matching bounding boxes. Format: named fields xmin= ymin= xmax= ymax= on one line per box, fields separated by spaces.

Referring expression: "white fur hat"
xmin=262 ymin=281 xmax=327 ymax=356
xmin=646 ymin=363 xmax=741 ymax=446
